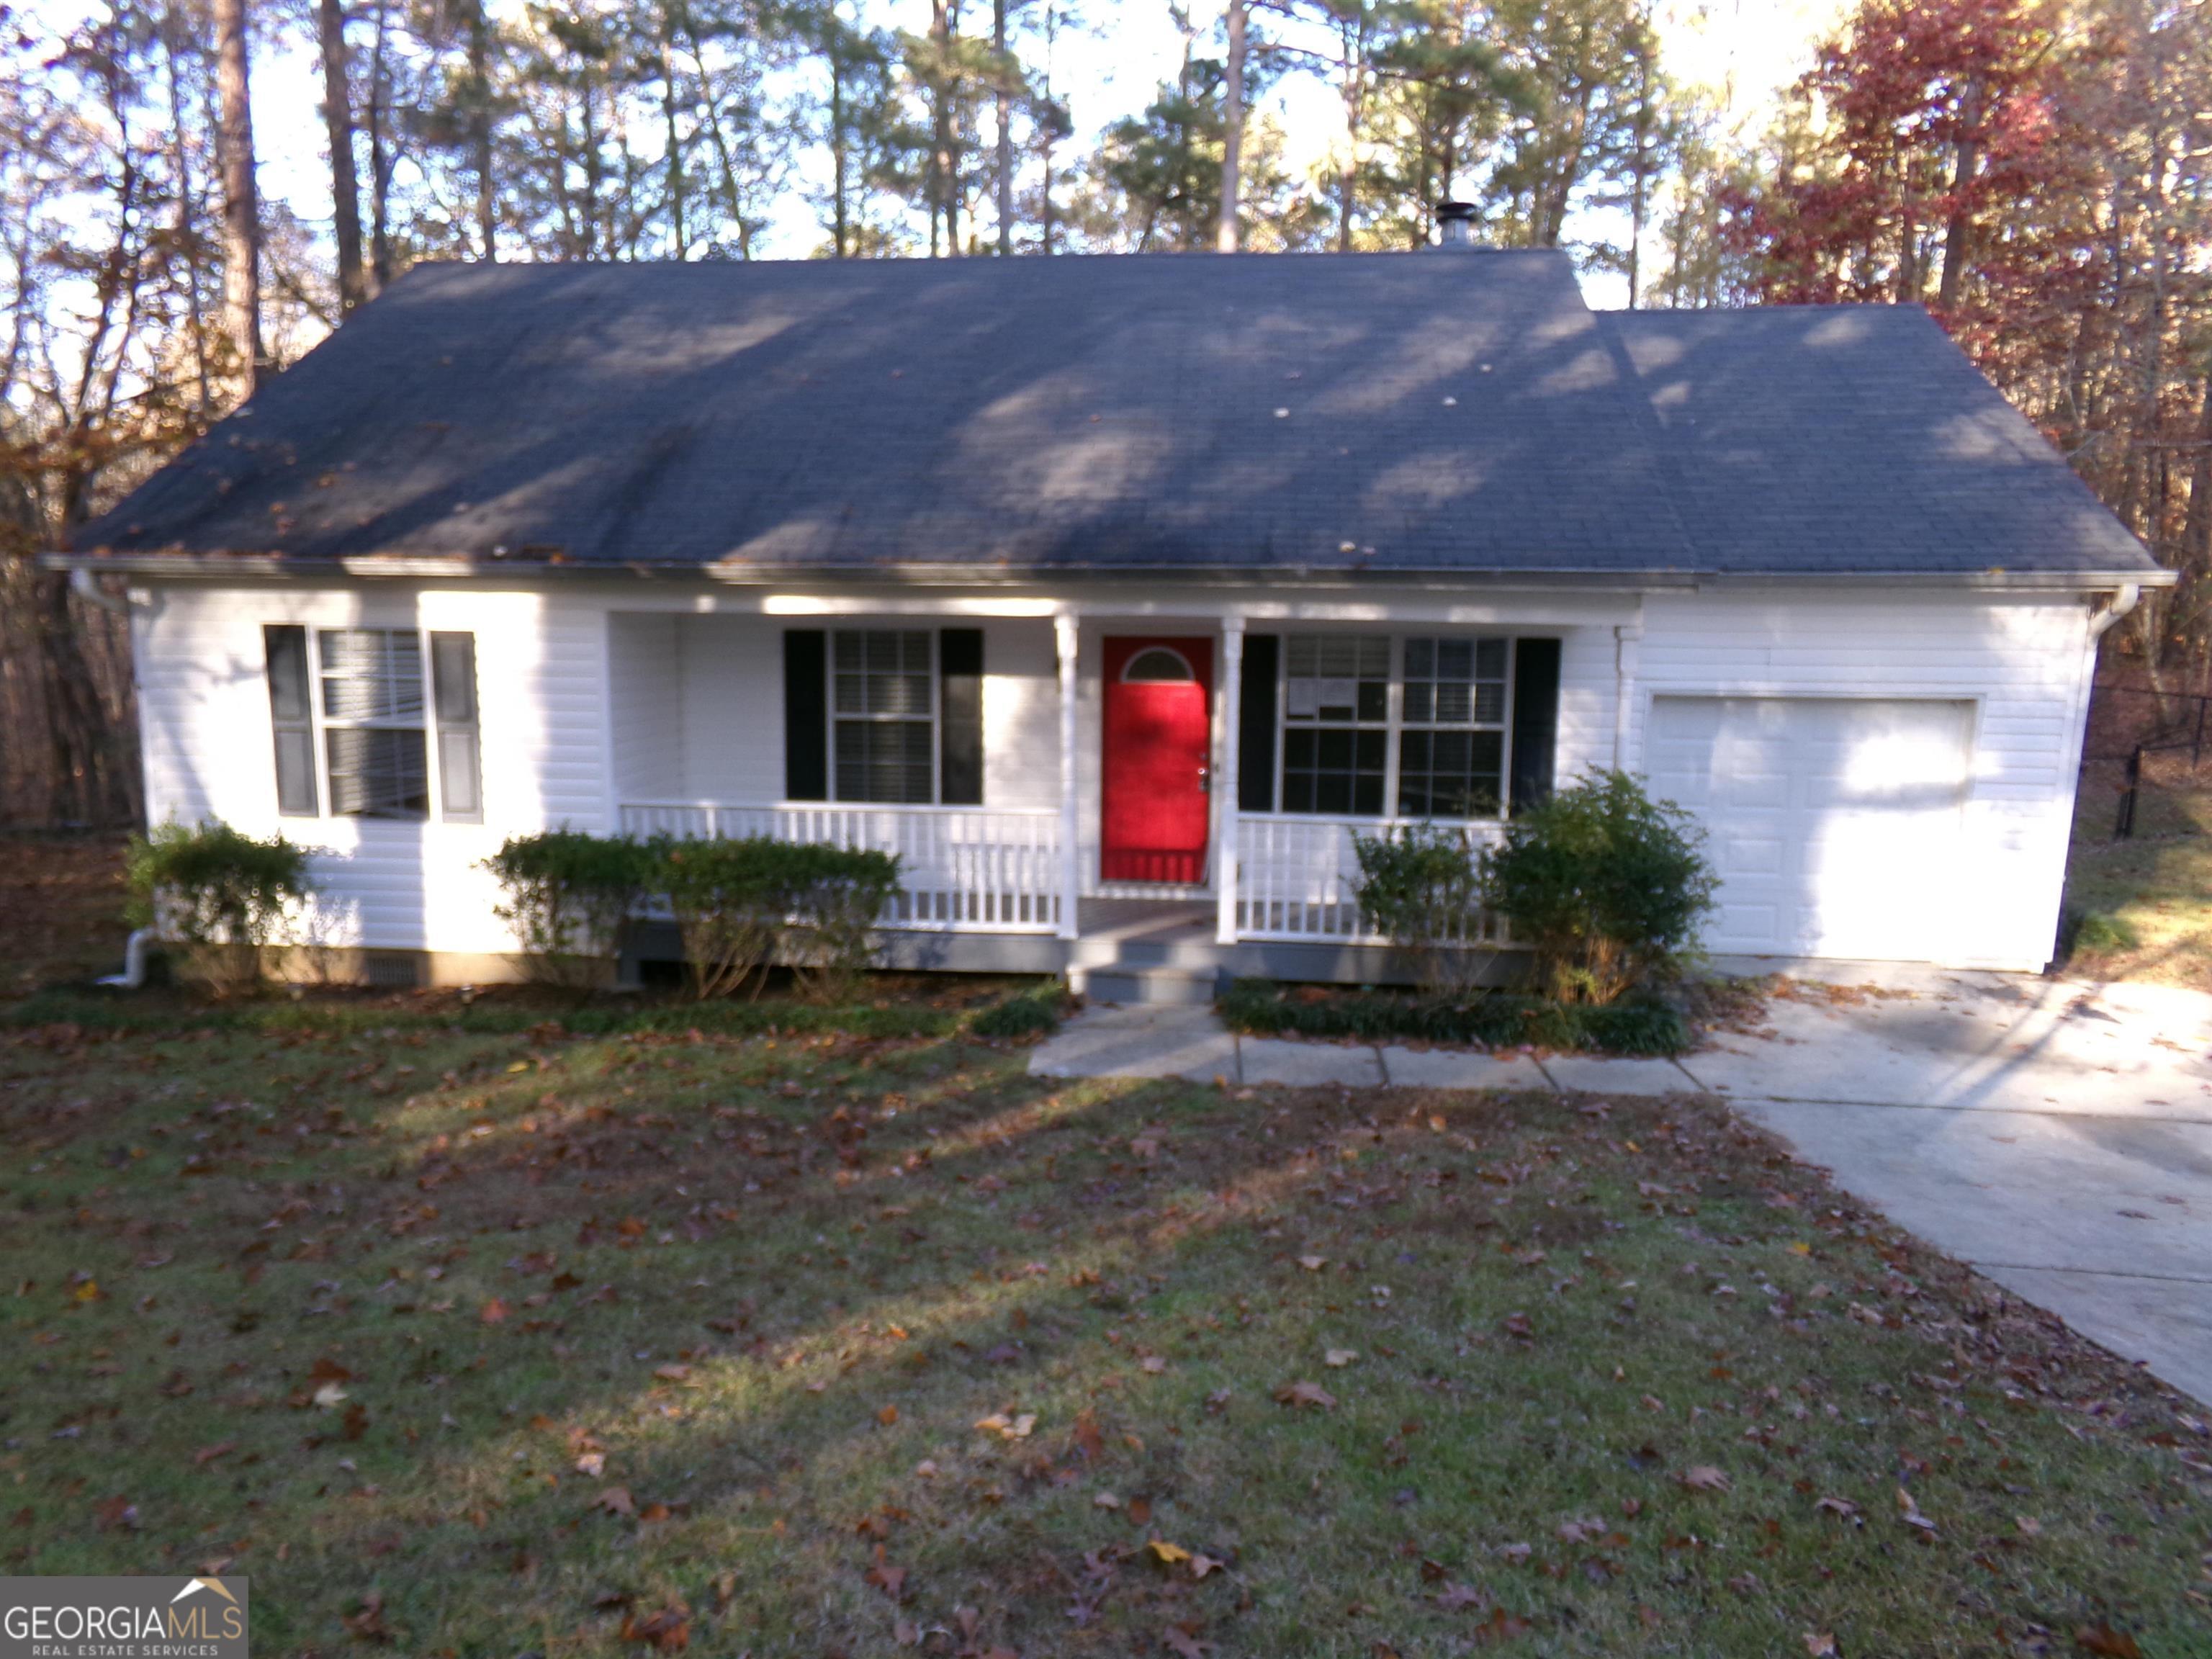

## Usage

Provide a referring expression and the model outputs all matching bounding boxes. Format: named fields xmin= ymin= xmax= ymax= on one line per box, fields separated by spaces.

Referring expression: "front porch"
xmin=605 ymin=601 xmax=1570 ymax=989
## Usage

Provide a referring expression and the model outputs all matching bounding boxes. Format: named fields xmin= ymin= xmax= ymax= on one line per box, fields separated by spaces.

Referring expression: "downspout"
xmin=99 ymin=929 xmax=156 ymax=989
xmin=2089 ymin=580 xmax=2141 ymax=640
xmin=1611 ymin=621 xmax=1643 ymax=772
xmin=71 ymin=567 xmax=131 ymax=614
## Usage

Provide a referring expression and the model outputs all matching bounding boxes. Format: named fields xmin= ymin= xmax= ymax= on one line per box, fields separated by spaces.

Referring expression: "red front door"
xmin=1101 ymin=637 xmax=1214 ymax=885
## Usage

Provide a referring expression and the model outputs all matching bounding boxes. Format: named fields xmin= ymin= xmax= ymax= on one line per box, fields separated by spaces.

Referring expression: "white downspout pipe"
xmin=70 ymin=567 xmax=130 ymax=614
xmin=2089 ymin=581 xmax=2142 ymax=641
xmin=98 ymin=928 xmax=155 ymax=989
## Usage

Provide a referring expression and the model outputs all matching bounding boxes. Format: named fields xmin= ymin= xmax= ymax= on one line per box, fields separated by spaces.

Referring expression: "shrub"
xmin=972 ymin=984 xmax=1064 ymax=1039
xmin=2062 ymin=907 xmax=2139 ymax=958
xmin=1483 ymin=770 xmax=1717 ymax=1004
xmin=655 ymin=836 xmax=790 ymax=1000
xmin=1218 ymin=978 xmax=1689 ymax=1057
xmin=778 ymin=845 xmax=902 ymax=1004
xmin=125 ymin=821 xmax=313 ymax=997
xmin=1349 ymin=823 xmax=1492 ymax=994
xmin=483 ymin=831 xmax=655 ymax=989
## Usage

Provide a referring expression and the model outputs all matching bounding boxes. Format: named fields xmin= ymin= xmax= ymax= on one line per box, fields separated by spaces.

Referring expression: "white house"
xmin=55 ymin=249 xmax=2165 ymax=995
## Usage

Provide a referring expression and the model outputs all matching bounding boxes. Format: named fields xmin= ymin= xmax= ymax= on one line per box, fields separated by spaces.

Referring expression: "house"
xmin=56 ymin=249 xmax=2165 ymax=995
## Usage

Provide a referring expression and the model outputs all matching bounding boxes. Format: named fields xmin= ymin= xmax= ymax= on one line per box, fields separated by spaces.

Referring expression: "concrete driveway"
xmin=1686 ymin=975 xmax=2212 ymax=1408
xmin=1031 ymin=975 xmax=2212 ymax=1405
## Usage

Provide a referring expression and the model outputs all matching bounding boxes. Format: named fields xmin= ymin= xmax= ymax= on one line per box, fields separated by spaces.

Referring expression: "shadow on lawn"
xmin=4 ymin=1014 xmax=2202 ymax=1657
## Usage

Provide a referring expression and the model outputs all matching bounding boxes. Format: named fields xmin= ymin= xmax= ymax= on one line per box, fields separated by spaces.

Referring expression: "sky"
xmin=99 ymin=0 xmax=1850 ymax=300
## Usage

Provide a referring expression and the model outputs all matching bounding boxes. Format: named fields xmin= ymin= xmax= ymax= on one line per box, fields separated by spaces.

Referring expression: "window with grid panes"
xmin=1280 ymin=635 xmax=1390 ymax=814
xmin=832 ymin=630 xmax=935 ymax=803
xmin=1397 ymin=637 xmax=1510 ymax=818
xmin=318 ymin=629 xmax=430 ymax=817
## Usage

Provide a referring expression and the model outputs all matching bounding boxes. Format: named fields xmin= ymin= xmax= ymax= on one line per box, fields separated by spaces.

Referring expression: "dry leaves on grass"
xmin=1894 ymin=1487 xmax=1937 ymax=1534
xmin=2074 ymin=1626 xmax=2142 ymax=1658
xmin=1274 ymin=1380 xmax=1337 ymax=1410
xmin=341 ymin=1591 xmax=390 ymax=1643
xmin=1677 ymin=1465 xmax=1731 ymax=1493
xmin=974 ymin=1411 xmax=1037 ymax=1440
xmin=621 ymin=1604 xmax=691 ymax=1651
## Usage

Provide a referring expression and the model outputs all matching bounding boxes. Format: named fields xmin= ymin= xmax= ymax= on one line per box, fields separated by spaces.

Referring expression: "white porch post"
xmin=1055 ymin=612 xmax=1081 ymax=941
xmin=1216 ymin=616 xmax=1245 ymax=945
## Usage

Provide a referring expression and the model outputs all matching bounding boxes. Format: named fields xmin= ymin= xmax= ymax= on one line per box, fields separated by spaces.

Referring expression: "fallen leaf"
xmin=478 ymin=1298 xmax=509 ymax=1325
xmin=594 ymin=1486 xmax=636 ymax=1517
xmin=1147 ymin=1539 xmax=1191 ymax=1567
xmin=2015 ymin=1514 xmax=2042 ymax=1537
xmin=1298 ymin=1255 xmax=1327 ymax=1272
xmin=575 ymin=1452 xmax=606 ymax=1478
xmin=974 ymin=1411 xmax=1038 ymax=1440
xmin=1094 ymin=1492 xmax=1121 ymax=1509
xmin=1436 ymin=1581 xmax=1488 ymax=1611
xmin=1274 ymin=1380 xmax=1337 ymax=1411
xmin=621 ymin=1606 xmax=691 ymax=1651
xmin=94 ymin=1495 xmax=138 ymax=1532
xmin=342 ymin=1591 xmax=391 ymax=1643
xmin=1161 ymin=1628 xmax=1206 ymax=1658
xmin=878 ymin=1404 xmax=900 ymax=1426
xmin=1802 ymin=1634 xmax=1837 ymax=1657
xmin=1190 ymin=1553 xmax=1223 ymax=1579
xmin=1894 ymin=1487 xmax=1936 ymax=1534
xmin=1140 ymin=1355 xmax=1167 ymax=1375
xmin=312 ymin=1381 xmax=349 ymax=1409
xmin=1815 ymin=1496 xmax=1859 ymax=1519
xmin=2074 ymin=1627 xmax=2141 ymax=1658
xmin=865 ymin=1545 xmax=907 ymax=1601
xmin=1324 ymin=1349 xmax=1358 ymax=1368
xmin=192 ymin=1441 xmax=238 ymax=1466
xmin=1678 ymin=1466 xmax=1731 ymax=1493
xmin=653 ymin=1364 xmax=691 ymax=1382
xmin=1470 ymin=1605 xmax=1532 ymax=1646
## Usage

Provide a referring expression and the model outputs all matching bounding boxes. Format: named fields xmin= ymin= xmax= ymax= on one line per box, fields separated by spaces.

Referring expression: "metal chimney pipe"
xmin=1436 ymin=201 xmax=1476 ymax=248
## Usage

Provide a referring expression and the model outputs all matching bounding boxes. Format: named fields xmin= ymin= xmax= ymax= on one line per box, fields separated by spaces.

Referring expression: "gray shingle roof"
xmin=1601 ymin=305 xmax=2154 ymax=575
xmin=71 ymin=253 xmax=2158 ymax=582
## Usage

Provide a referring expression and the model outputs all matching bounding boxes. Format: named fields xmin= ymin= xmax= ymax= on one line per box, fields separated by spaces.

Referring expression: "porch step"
xmin=1072 ymin=964 xmax=1224 ymax=1007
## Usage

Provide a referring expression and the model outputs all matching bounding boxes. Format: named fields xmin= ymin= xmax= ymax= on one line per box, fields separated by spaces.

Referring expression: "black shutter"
xmin=1238 ymin=633 xmax=1279 ymax=814
xmin=1509 ymin=637 xmax=1562 ymax=816
xmin=783 ymin=630 xmax=828 ymax=801
xmin=938 ymin=627 xmax=984 ymax=805
xmin=264 ymin=624 xmax=318 ymax=816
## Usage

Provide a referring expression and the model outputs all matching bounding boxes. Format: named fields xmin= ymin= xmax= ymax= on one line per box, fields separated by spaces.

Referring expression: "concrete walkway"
xmin=1030 ymin=976 xmax=2212 ymax=1405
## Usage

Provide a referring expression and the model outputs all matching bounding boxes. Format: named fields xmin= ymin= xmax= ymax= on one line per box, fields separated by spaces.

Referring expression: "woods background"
xmin=3 ymin=0 xmax=2208 ymax=829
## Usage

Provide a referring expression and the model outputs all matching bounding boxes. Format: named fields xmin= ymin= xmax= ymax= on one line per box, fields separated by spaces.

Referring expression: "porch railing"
xmin=619 ymin=802 xmax=1062 ymax=933
xmin=1235 ymin=816 xmax=1508 ymax=945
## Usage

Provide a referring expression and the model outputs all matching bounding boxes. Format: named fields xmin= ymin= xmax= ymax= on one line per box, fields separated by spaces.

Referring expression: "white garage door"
xmin=1646 ymin=696 xmax=1973 ymax=961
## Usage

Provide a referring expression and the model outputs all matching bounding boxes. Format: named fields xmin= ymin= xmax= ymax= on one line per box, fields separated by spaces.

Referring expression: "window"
xmin=1281 ymin=635 xmax=1389 ymax=815
xmin=320 ymin=629 xmax=429 ymax=818
xmin=833 ymin=630 xmax=935 ymax=803
xmin=1398 ymin=637 xmax=1509 ymax=819
xmin=1123 ymin=646 xmax=1197 ymax=683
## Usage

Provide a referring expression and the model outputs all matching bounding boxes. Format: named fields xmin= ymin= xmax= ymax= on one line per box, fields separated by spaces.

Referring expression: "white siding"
xmin=608 ymin=613 xmax=683 ymax=800
xmin=135 ymin=582 xmax=612 ymax=956
xmin=1632 ymin=590 xmax=2094 ymax=971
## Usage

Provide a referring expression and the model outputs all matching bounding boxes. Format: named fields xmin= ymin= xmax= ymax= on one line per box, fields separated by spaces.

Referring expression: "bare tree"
xmin=317 ymin=0 xmax=367 ymax=309
xmin=212 ymin=0 xmax=264 ymax=388
xmin=1217 ymin=0 xmax=1245 ymax=251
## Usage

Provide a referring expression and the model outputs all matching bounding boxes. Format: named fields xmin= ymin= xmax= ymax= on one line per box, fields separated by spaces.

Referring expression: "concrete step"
xmin=1068 ymin=934 xmax=1232 ymax=971
xmin=1072 ymin=964 xmax=1223 ymax=1007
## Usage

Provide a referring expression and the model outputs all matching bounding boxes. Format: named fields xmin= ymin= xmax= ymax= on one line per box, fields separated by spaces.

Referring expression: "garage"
xmin=1645 ymin=696 xmax=1975 ymax=961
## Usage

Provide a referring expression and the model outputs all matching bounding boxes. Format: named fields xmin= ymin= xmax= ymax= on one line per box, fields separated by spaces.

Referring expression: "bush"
xmin=1218 ymin=978 xmax=1689 ymax=1057
xmin=483 ymin=831 xmax=655 ymax=989
xmin=655 ymin=836 xmax=790 ymax=1000
xmin=125 ymin=821 xmax=313 ymax=997
xmin=1484 ymin=770 xmax=1717 ymax=1004
xmin=972 ymin=984 xmax=1064 ymax=1039
xmin=2062 ymin=907 xmax=2140 ymax=958
xmin=777 ymin=844 xmax=902 ymax=1004
xmin=1349 ymin=823 xmax=1492 ymax=994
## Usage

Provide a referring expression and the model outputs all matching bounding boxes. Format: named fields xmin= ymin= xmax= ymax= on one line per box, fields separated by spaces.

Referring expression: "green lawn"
xmin=3 ymin=992 xmax=2207 ymax=1658
xmin=2066 ymin=757 xmax=2212 ymax=989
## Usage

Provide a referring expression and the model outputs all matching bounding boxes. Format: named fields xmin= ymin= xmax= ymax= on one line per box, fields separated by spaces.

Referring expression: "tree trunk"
xmin=316 ymin=0 xmax=367 ymax=311
xmin=930 ymin=0 xmax=957 ymax=256
xmin=467 ymin=0 xmax=495 ymax=258
xmin=1216 ymin=0 xmax=1245 ymax=253
xmin=212 ymin=0 xmax=263 ymax=390
xmin=162 ymin=12 xmax=211 ymax=408
xmin=2186 ymin=377 xmax=2212 ymax=570
xmin=1936 ymin=131 xmax=1979 ymax=309
xmin=662 ymin=32 xmax=685 ymax=256
xmin=830 ymin=41 xmax=849 ymax=257
xmin=367 ymin=0 xmax=392 ymax=287
xmin=994 ymin=0 xmax=1012 ymax=253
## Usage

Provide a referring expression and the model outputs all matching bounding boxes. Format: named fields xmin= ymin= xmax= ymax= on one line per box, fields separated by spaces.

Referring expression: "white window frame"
xmin=1269 ymin=632 xmax=1519 ymax=822
xmin=827 ymin=628 xmax=940 ymax=806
